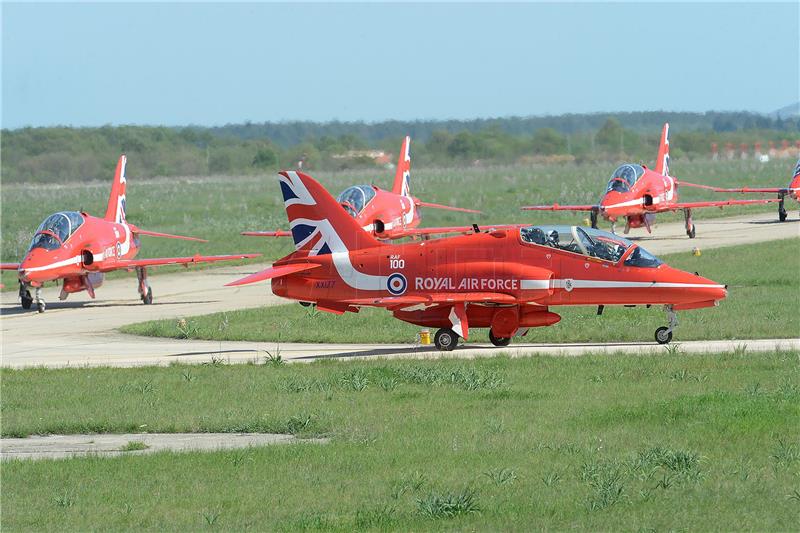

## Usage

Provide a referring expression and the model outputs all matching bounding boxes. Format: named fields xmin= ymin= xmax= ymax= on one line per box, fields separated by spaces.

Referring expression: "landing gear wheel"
xmin=489 ymin=330 xmax=511 ymax=347
xmin=434 ymin=328 xmax=458 ymax=351
xmin=141 ymin=287 xmax=153 ymax=305
xmin=299 ymin=301 xmax=312 ymax=307
xmin=778 ymin=198 xmax=787 ymax=222
xmin=37 ymin=300 xmax=46 ymax=313
xmin=21 ymin=291 xmax=33 ymax=310
xmin=655 ymin=326 xmax=673 ymax=345
xmin=687 ymin=226 xmax=696 ymax=239
xmin=590 ymin=209 xmax=599 ymax=230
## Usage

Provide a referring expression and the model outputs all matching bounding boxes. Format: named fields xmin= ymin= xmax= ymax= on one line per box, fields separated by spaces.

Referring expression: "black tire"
xmin=590 ymin=209 xmax=599 ymax=229
xmin=142 ymin=287 xmax=153 ymax=305
xmin=434 ymin=328 xmax=458 ymax=351
xmin=37 ymin=301 xmax=46 ymax=314
xmin=489 ymin=330 xmax=511 ymax=347
xmin=299 ymin=301 xmax=312 ymax=307
xmin=687 ymin=226 xmax=696 ymax=239
xmin=21 ymin=291 xmax=33 ymax=310
xmin=778 ymin=208 xmax=787 ymax=222
xmin=655 ymin=326 xmax=673 ymax=345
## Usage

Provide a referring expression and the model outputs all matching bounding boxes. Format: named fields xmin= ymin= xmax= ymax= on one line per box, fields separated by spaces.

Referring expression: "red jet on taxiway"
xmin=242 ymin=136 xmax=481 ymax=241
xmin=522 ymin=123 xmax=776 ymax=238
xmin=227 ymin=170 xmax=729 ymax=349
xmin=1 ymin=155 xmax=259 ymax=312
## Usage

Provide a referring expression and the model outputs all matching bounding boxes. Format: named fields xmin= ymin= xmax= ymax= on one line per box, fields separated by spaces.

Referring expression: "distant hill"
xmin=773 ymin=102 xmax=800 ymax=119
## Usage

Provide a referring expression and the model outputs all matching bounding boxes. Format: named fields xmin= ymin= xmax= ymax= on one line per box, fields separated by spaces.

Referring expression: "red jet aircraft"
xmin=710 ymin=158 xmax=800 ymax=222
xmin=522 ymin=123 xmax=776 ymax=238
xmin=1 ymin=155 xmax=259 ymax=312
xmin=227 ymin=170 xmax=729 ymax=348
xmin=242 ymin=136 xmax=481 ymax=241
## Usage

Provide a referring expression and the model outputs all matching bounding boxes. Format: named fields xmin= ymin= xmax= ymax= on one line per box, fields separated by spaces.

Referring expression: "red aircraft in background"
xmin=522 ymin=123 xmax=776 ymax=238
xmin=1 ymin=155 xmax=259 ymax=312
xmin=242 ymin=136 xmax=481 ymax=241
xmin=227 ymin=170 xmax=729 ymax=348
xmin=710 ymin=158 xmax=800 ymax=222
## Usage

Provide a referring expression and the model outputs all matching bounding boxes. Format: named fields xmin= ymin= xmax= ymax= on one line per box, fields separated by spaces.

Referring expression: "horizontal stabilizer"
xmin=241 ymin=230 xmax=293 ymax=237
xmin=521 ymin=203 xmax=599 ymax=212
xmin=225 ymin=263 xmax=320 ymax=287
xmin=1 ymin=263 xmax=20 ymax=270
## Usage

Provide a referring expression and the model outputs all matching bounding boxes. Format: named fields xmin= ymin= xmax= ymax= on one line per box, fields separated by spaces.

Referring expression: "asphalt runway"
xmin=2 ymin=212 xmax=798 ymax=369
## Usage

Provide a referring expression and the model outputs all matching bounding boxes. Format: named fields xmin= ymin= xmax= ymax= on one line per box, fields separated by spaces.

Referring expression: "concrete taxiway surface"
xmin=1 ymin=212 xmax=798 ymax=369
xmin=1 ymin=433 xmax=327 ymax=461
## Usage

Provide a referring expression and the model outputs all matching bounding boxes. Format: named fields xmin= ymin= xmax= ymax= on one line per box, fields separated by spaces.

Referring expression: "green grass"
xmin=2 ymin=158 xmax=789 ymax=289
xmin=119 ymin=441 xmax=149 ymax=452
xmin=2 ymin=351 xmax=799 ymax=530
xmin=121 ymin=238 xmax=800 ymax=344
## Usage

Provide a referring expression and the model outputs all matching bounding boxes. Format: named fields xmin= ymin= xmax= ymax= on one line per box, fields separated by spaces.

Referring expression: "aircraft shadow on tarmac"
xmin=290 ymin=341 xmax=655 ymax=361
xmin=0 ymin=300 xmax=216 ymax=316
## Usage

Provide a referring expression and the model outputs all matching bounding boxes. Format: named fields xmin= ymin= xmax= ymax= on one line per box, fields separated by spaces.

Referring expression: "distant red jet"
xmin=522 ymin=123 xmax=776 ymax=238
xmin=1 ymin=155 xmax=259 ymax=312
xmin=710 ymin=158 xmax=800 ymax=221
xmin=242 ymin=136 xmax=481 ymax=241
xmin=227 ymin=170 xmax=728 ymax=348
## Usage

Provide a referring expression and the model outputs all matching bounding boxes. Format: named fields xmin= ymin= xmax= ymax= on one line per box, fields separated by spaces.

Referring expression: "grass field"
xmin=121 ymin=238 xmax=800 ymax=345
xmin=1 ymin=157 xmax=790 ymax=289
xmin=2 ymin=350 xmax=799 ymax=530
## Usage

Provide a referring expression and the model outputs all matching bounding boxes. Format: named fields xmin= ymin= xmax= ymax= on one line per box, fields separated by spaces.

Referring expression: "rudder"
xmin=104 ymin=155 xmax=128 ymax=223
xmin=655 ymin=123 xmax=670 ymax=176
xmin=391 ymin=136 xmax=412 ymax=197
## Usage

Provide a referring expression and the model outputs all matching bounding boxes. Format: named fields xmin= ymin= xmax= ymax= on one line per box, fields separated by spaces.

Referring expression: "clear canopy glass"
xmin=337 ymin=185 xmax=376 ymax=218
xmin=606 ymin=164 xmax=645 ymax=193
xmin=28 ymin=211 xmax=84 ymax=251
xmin=520 ymin=225 xmax=662 ymax=267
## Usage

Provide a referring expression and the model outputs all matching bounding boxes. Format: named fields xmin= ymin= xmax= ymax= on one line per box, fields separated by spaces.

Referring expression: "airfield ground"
xmin=1 ymin=163 xmax=799 ymax=531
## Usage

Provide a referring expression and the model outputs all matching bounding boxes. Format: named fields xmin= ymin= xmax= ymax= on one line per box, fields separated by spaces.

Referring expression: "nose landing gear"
xmin=19 ymin=281 xmax=33 ymax=310
xmin=655 ymin=305 xmax=678 ymax=344
xmin=136 ymin=266 xmax=153 ymax=305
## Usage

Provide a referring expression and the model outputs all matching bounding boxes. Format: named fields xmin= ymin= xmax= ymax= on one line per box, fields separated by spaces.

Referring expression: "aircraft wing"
xmin=521 ymin=203 xmax=599 ymax=212
xmin=225 ymin=263 xmax=321 ymax=287
xmin=709 ymin=186 xmax=788 ymax=194
xmin=666 ymin=198 xmax=779 ymax=211
xmin=415 ymin=200 xmax=482 ymax=214
xmin=130 ymin=225 xmax=208 ymax=242
xmin=241 ymin=230 xmax=293 ymax=237
xmin=347 ymin=292 xmax=518 ymax=307
xmin=398 ymin=224 xmax=526 ymax=238
xmin=1 ymin=263 xmax=20 ymax=270
xmin=104 ymin=253 xmax=261 ymax=272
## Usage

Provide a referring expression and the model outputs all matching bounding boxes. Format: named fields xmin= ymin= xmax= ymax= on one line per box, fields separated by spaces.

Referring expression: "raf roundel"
xmin=387 ymin=273 xmax=407 ymax=295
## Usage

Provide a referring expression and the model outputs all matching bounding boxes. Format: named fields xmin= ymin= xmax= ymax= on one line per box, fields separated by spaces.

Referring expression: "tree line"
xmin=2 ymin=111 xmax=798 ymax=183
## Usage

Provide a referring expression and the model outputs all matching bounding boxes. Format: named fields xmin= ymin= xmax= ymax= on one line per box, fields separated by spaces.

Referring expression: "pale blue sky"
xmin=2 ymin=2 xmax=798 ymax=129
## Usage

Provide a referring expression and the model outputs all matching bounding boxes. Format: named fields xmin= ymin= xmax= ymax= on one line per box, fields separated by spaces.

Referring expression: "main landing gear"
xmin=590 ymin=208 xmax=599 ymax=230
xmin=136 ymin=266 xmax=153 ymax=305
xmin=683 ymin=208 xmax=696 ymax=239
xmin=434 ymin=328 xmax=458 ymax=351
xmin=655 ymin=305 xmax=679 ymax=344
xmin=19 ymin=281 xmax=33 ymax=310
xmin=778 ymin=194 xmax=787 ymax=222
xmin=489 ymin=330 xmax=511 ymax=347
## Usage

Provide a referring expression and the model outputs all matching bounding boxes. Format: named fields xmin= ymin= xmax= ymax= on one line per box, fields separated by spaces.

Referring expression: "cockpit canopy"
xmin=606 ymin=163 xmax=645 ymax=193
xmin=520 ymin=225 xmax=662 ymax=267
xmin=337 ymin=185 xmax=376 ymax=218
xmin=28 ymin=211 xmax=85 ymax=251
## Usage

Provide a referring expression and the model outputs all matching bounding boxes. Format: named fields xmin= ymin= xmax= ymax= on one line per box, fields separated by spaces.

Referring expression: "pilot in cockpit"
xmin=547 ymin=229 xmax=560 ymax=248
